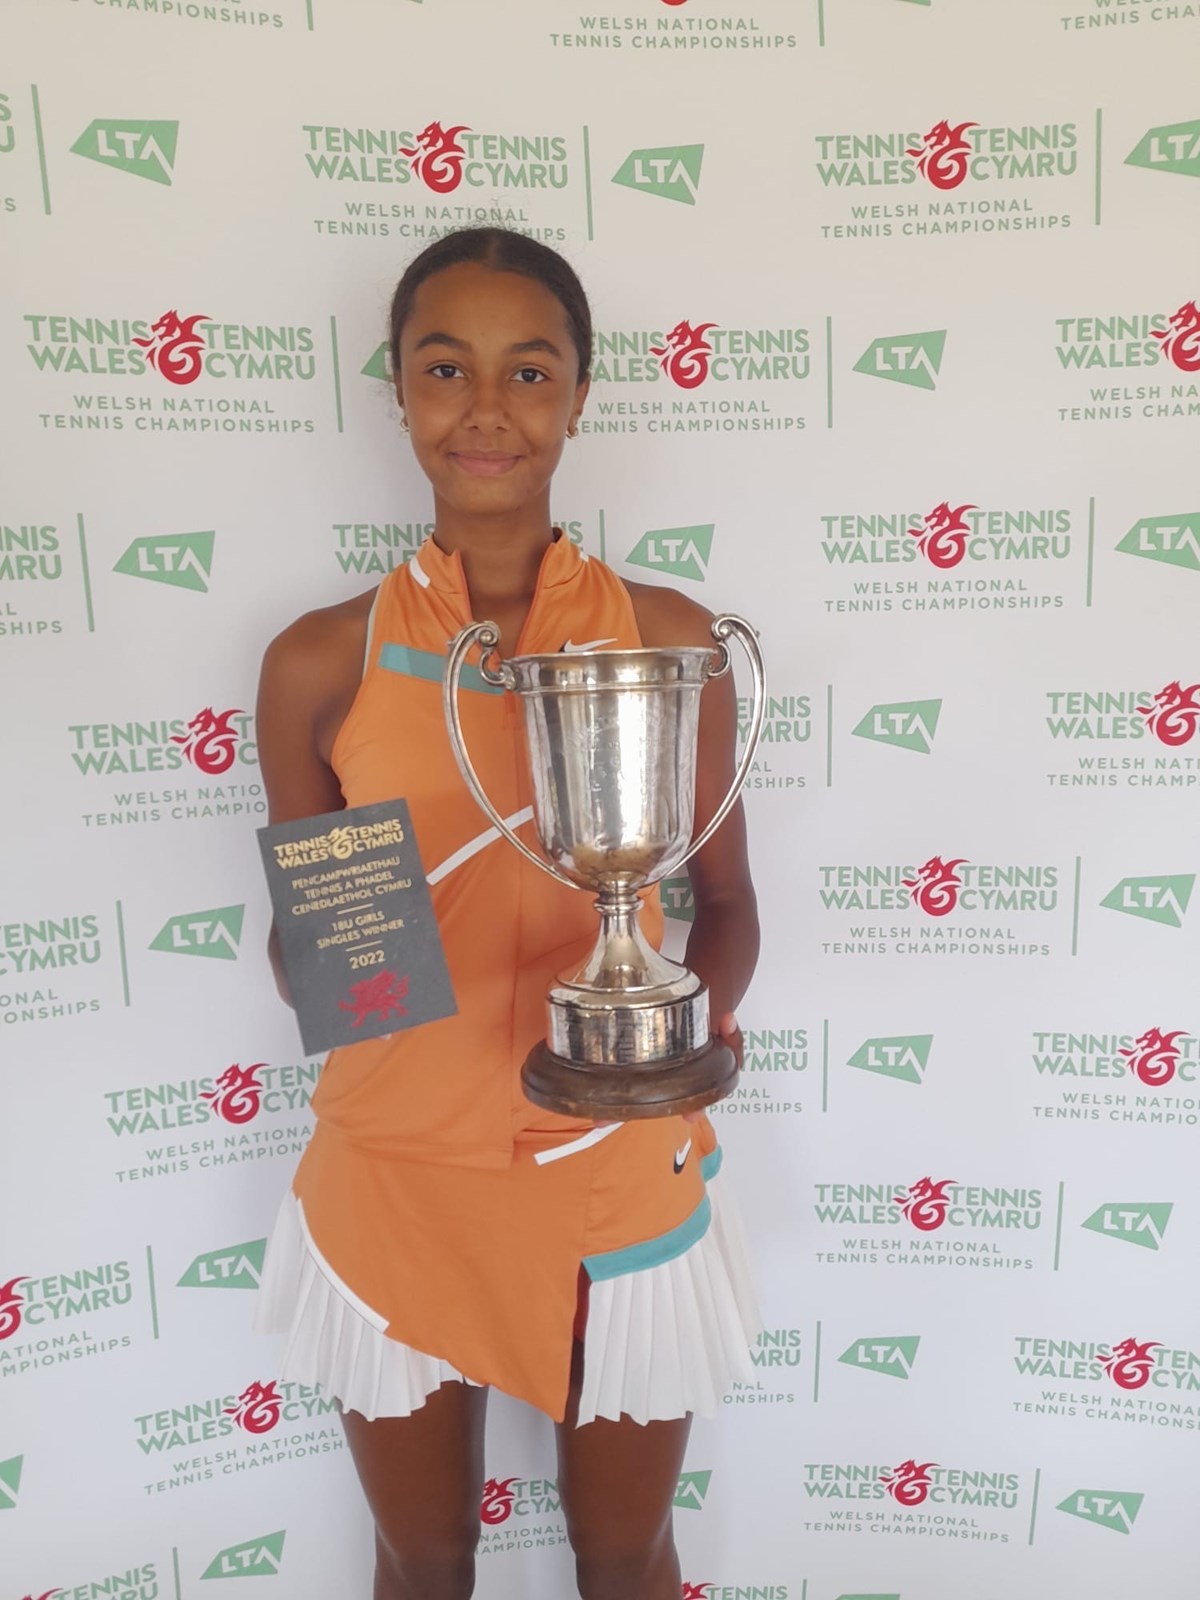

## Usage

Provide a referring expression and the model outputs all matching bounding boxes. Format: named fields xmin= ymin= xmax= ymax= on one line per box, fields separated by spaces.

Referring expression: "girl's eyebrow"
xmin=413 ymin=331 xmax=564 ymax=359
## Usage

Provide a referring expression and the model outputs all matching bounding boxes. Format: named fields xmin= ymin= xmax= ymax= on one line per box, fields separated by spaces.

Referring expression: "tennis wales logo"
xmin=224 ymin=1380 xmax=284 ymax=1434
xmin=201 ymin=1064 xmax=266 ymax=1123
xmin=481 ymin=1478 xmax=519 ymax=1525
xmin=896 ymin=1178 xmax=955 ymax=1230
xmin=1057 ymin=1490 xmax=1144 ymax=1534
xmin=134 ymin=312 xmax=210 ymax=384
xmin=909 ymin=502 xmax=975 ymax=567
xmin=854 ymin=331 xmax=946 ymax=390
xmin=1115 ymin=512 xmax=1200 ymax=572
xmin=1152 ymin=301 xmax=1200 ymax=371
xmin=881 ymin=1459 xmax=936 ymax=1505
xmin=1081 ymin=1202 xmax=1172 ymax=1251
xmin=1099 ymin=1338 xmax=1160 ymax=1389
xmin=651 ymin=321 xmax=717 ymax=388
xmin=171 ymin=708 xmax=245 ymax=773
xmin=1100 ymin=874 xmax=1194 ymax=929
xmin=400 ymin=121 xmax=469 ymax=192
xmin=902 ymin=857 xmax=966 ymax=915
xmin=149 ymin=904 xmax=245 ymax=961
xmin=200 ymin=1530 xmax=286 ymax=1578
xmin=0 ymin=1277 xmax=29 ymax=1339
xmin=113 ymin=531 xmax=214 ymax=593
xmin=612 ymin=144 xmax=703 ymax=205
xmin=1137 ymin=681 xmax=1200 ymax=745
xmin=70 ymin=120 xmax=178 ymax=185
xmin=1121 ymin=1027 xmax=1188 ymax=1084
xmin=908 ymin=121 xmax=976 ymax=188
xmin=1126 ymin=120 xmax=1200 ymax=179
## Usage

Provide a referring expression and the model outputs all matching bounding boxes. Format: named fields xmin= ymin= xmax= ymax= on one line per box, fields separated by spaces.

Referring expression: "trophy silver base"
xmin=521 ymin=1036 xmax=740 ymax=1121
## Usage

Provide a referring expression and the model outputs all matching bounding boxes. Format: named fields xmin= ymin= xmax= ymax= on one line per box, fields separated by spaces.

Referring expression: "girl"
xmin=255 ymin=228 xmax=761 ymax=1600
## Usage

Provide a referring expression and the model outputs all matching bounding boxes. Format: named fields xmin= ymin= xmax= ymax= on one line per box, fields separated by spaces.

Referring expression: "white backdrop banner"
xmin=3 ymin=0 xmax=1199 ymax=1596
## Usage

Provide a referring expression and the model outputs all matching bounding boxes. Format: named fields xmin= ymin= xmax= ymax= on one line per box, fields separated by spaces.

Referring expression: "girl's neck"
xmin=431 ymin=501 xmax=557 ymax=606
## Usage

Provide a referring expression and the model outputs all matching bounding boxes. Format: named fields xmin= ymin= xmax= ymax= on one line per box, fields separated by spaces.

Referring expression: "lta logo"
xmin=1057 ymin=1489 xmax=1144 ymax=1535
xmin=1120 ymin=1027 xmax=1188 ymax=1085
xmin=1137 ymin=681 xmax=1200 ymax=746
xmin=224 ymin=1380 xmax=284 ymax=1433
xmin=908 ymin=121 xmax=977 ymax=188
xmin=651 ymin=321 xmax=717 ymax=388
xmin=881 ymin=1459 xmax=937 ymax=1504
xmin=909 ymin=502 xmax=976 ymax=567
xmin=134 ymin=311 xmax=209 ymax=384
xmin=1100 ymin=874 xmax=1194 ymax=930
xmin=201 ymin=1530 xmax=286 ymax=1578
xmin=902 ymin=856 xmax=966 ymax=916
xmin=896 ymin=1177 xmax=955 ymax=1231
xmin=201 ymin=1064 xmax=267 ymax=1124
xmin=400 ymin=121 xmax=469 ymax=192
xmin=1151 ymin=301 xmax=1200 ymax=372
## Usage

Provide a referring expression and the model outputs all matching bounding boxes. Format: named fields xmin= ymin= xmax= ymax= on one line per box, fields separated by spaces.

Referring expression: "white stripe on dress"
xmin=533 ymin=1122 xmax=622 ymax=1166
xmin=409 ymin=547 xmax=431 ymax=587
xmin=426 ymin=807 xmax=535 ymax=886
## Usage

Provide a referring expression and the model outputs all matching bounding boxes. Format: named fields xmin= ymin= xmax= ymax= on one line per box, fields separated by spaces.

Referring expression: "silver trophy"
xmin=442 ymin=615 xmax=766 ymax=1120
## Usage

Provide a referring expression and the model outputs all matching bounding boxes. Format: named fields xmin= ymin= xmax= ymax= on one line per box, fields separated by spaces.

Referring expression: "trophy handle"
xmin=674 ymin=613 xmax=767 ymax=873
xmin=442 ymin=621 xmax=584 ymax=892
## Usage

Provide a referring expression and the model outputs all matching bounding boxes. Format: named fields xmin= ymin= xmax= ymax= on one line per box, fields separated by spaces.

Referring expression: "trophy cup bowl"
xmin=442 ymin=614 xmax=766 ymax=1121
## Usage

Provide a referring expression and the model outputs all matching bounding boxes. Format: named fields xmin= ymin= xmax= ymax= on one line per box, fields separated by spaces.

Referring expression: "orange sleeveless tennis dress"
xmin=257 ymin=533 xmax=759 ymax=1425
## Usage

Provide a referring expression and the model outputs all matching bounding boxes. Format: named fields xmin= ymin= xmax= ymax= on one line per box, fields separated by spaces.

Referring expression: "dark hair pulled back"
xmin=388 ymin=228 xmax=593 ymax=381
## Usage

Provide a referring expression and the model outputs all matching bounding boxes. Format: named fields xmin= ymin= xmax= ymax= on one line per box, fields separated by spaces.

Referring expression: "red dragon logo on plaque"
xmin=896 ymin=1177 xmax=956 ymax=1232
xmin=1119 ymin=1027 xmax=1187 ymax=1087
xmin=224 ymin=1379 xmax=284 ymax=1433
xmin=1100 ymin=1338 xmax=1161 ymax=1391
xmin=1136 ymin=682 xmax=1200 ymax=747
xmin=908 ymin=501 xmax=977 ymax=569
xmin=902 ymin=856 xmax=967 ymax=917
xmin=170 ymin=707 xmax=245 ymax=774
xmin=340 ymin=971 xmax=410 ymax=1029
xmin=400 ymin=121 xmax=470 ymax=193
xmin=480 ymin=1477 xmax=520 ymax=1525
xmin=650 ymin=320 xmax=717 ymax=389
xmin=881 ymin=1458 xmax=938 ymax=1505
xmin=201 ymin=1063 xmax=266 ymax=1125
xmin=133 ymin=311 xmax=209 ymax=385
xmin=907 ymin=120 xmax=978 ymax=189
xmin=1151 ymin=301 xmax=1200 ymax=373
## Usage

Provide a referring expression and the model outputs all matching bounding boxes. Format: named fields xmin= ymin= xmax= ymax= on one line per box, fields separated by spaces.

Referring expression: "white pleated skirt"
xmin=255 ymin=1167 xmax=761 ymax=1427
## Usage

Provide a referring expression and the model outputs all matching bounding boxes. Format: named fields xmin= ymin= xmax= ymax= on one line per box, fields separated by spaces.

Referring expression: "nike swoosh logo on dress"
xmin=673 ymin=1137 xmax=692 ymax=1175
xmin=561 ymin=637 xmax=618 ymax=653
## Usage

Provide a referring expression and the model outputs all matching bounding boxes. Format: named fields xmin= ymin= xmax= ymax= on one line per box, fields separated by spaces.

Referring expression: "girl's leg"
xmin=341 ymin=1381 xmax=490 ymax=1600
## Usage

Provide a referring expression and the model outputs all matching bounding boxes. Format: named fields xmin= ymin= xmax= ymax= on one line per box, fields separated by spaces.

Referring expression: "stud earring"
xmin=567 ymin=421 xmax=578 ymax=439
xmin=399 ymin=414 xmax=409 ymax=433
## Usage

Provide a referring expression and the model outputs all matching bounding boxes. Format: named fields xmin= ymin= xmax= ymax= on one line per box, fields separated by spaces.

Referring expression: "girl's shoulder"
xmin=622 ymin=576 xmax=717 ymax=650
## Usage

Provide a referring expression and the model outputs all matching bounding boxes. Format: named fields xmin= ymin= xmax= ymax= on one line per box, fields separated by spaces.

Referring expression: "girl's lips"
xmin=449 ymin=453 xmax=521 ymax=477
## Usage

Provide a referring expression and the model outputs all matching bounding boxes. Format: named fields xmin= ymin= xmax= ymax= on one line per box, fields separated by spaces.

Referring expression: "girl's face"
xmin=396 ymin=262 xmax=588 ymax=521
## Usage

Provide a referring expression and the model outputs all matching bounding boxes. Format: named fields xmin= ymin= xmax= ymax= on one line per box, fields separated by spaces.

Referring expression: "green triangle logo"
xmin=626 ymin=525 xmax=713 ymax=582
xmin=70 ymin=120 xmax=178 ymax=185
xmin=1081 ymin=1202 xmax=1172 ymax=1251
xmin=113 ymin=531 xmax=214 ymax=593
xmin=838 ymin=1335 xmax=920 ymax=1380
xmin=0 ymin=1454 xmax=23 ymax=1510
xmin=201 ymin=1530 xmax=286 ymax=1578
xmin=848 ymin=1034 xmax=932 ymax=1085
xmin=852 ymin=699 xmax=941 ymax=754
xmin=178 ymin=1238 xmax=268 ymax=1289
xmin=854 ymin=330 xmax=946 ymax=390
xmin=150 ymin=904 xmax=244 ymax=960
xmin=362 ymin=342 xmax=392 ymax=382
xmin=1100 ymin=874 xmax=1194 ymax=929
xmin=1115 ymin=512 xmax=1200 ymax=571
xmin=612 ymin=144 xmax=704 ymax=206
xmin=660 ymin=874 xmax=694 ymax=924
xmin=1126 ymin=120 xmax=1200 ymax=178
xmin=1056 ymin=1489 xmax=1143 ymax=1535
xmin=674 ymin=1470 xmax=711 ymax=1510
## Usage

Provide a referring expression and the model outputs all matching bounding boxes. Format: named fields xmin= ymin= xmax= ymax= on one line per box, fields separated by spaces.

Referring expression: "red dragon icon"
xmin=907 ymin=120 xmax=978 ymax=189
xmin=224 ymin=1379 xmax=284 ymax=1433
xmin=1119 ymin=1027 xmax=1188 ymax=1088
xmin=340 ymin=971 xmax=410 ymax=1029
xmin=170 ymin=707 xmax=244 ymax=774
xmin=480 ymin=1477 xmax=520 ymax=1525
xmin=1100 ymin=1337 xmax=1161 ymax=1391
xmin=21 ymin=1591 xmax=64 ymax=1600
xmin=1136 ymin=681 xmax=1200 ymax=747
xmin=681 ymin=1586 xmax=714 ymax=1599
xmin=400 ymin=121 xmax=470 ymax=193
xmin=132 ymin=310 xmax=210 ymax=385
xmin=0 ymin=1276 xmax=30 ymax=1340
xmin=908 ymin=501 xmax=977 ymax=569
xmin=650 ymin=320 xmax=717 ymax=389
xmin=902 ymin=855 xmax=967 ymax=917
xmin=1151 ymin=301 xmax=1200 ymax=373
xmin=881 ymin=1459 xmax=938 ymax=1505
xmin=896 ymin=1177 xmax=956 ymax=1232
xmin=201 ymin=1063 xmax=266 ymax=1125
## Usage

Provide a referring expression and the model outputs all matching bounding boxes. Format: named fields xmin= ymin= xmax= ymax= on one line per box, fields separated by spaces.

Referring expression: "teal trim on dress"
xmin=584 ymin=1195 xmax=712 ymax=1283
xmin=379 ymin=642 xmax=503 ymax=695
xmin=701 ymin=1145 xmax=723 ymax=1184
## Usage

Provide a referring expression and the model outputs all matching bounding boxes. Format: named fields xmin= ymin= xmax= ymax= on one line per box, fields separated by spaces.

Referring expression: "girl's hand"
xmin=683 ymin=1012 xmax=742 ymax=1124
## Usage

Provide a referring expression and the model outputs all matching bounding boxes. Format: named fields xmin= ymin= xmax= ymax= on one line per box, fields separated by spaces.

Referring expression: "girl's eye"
xmin=514 ymin=367 xmax=548 ymax=384
xmin=428 ymin=362 xmax=461 ymax=379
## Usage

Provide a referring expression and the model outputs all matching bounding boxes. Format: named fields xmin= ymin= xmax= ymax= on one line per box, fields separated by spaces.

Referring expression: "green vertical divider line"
xmin=825 ymin=683 xmax=834 ymax=786
xmin=821 ymin=1019 xmax=829 ymax=1112
xmin=30 ymin=85 xmax=51 ymax=215
xmin=306 ymin=0 xmax=315 ymax=29
xmin=800 ymin=1583 xmax=808 ymax=1600
xmin=1053 ymin=1183 xmax=1065 ymax=1272
xmin=76 ymin=514 xmax=96 ymax=632
xmin=115 ymin=899 xmax=131 ymax=1007
xmin=330 ymin=316 xmax=345 ymax=434
xmin=597 ymin=507 xmax=606 ymax=564
xmin=146 ymin=1245 xmax=160 ymax=1340
xmin=1094 ymin=110 xmax=1103 ymax=226
xmin=582 ymin=126 xmax=594 ymax=242
xmin=1071 ymin=856 xmax=1082 ymax=957
xmin=1086 ymin=496 xmax=1095 ymax=607
xmin=825 ymin=316 xmax=834 ymax=429
xmin=817 ymin=0 xmax=826 ymax=46
xmin=172 ymin=1546 xmax=182 ymax=1600
xmin=1027 ymin=1466 xmax=1042 ymax=1545
xmin=812 ymin=1320 xmax=822 ymax=1401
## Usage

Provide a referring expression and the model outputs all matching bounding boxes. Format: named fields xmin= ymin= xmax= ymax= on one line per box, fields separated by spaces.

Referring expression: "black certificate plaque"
xmin=257 ymin=798 xmax=456 ymax=1055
